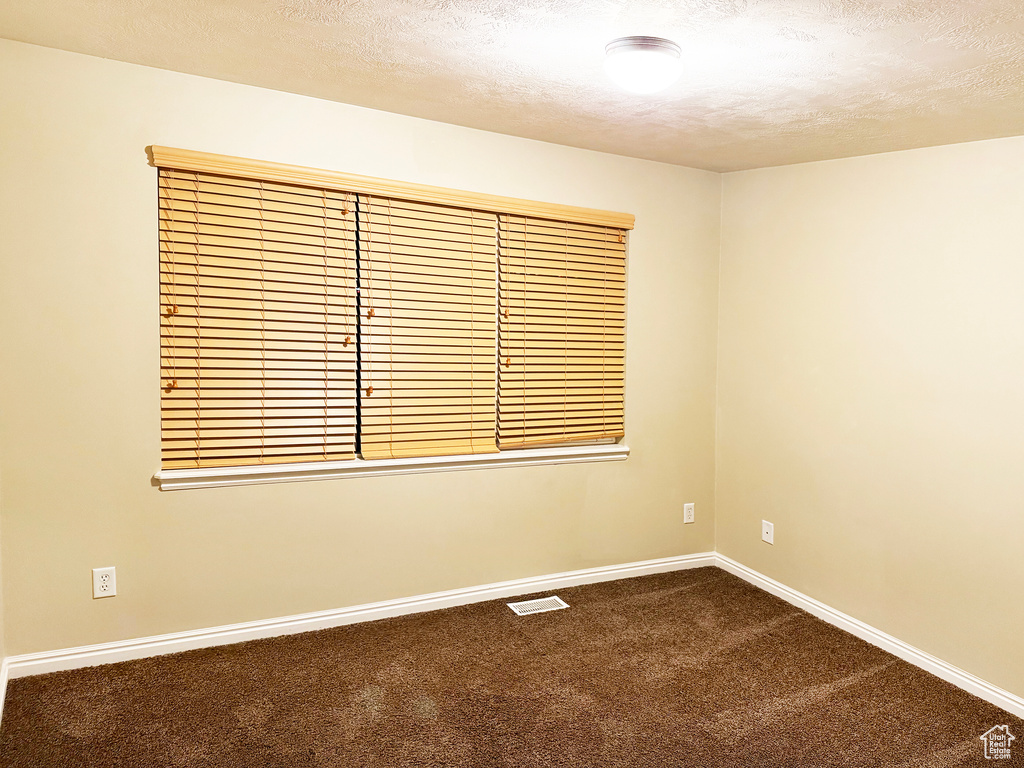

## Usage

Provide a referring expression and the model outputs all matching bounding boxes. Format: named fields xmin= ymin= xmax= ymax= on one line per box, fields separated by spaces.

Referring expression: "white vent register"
xmin=507 ymin=596 xmax=569 ymax=616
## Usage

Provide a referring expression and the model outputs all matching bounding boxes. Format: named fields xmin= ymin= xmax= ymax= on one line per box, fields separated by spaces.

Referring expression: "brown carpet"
xmin=1 ymin=567 xmax=1021 ymax=767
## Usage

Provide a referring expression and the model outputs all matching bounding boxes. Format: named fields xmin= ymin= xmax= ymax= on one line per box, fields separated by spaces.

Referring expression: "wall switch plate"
xmin=761 ymin=520 xmax=774 ymax=545
xmin=92 ymin=566 xmax=116 ymax=598
xmin=683 ymin=503 xmax=695 ymax=524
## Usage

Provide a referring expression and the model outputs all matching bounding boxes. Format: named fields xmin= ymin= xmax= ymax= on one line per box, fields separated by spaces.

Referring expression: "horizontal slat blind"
xmin=160 ymin=169 xmax=358 ymax=468
xmin=497 ymin=215 xmax=626 ymax=448
xmin=359 ymin=196 xmax=498 ymax=459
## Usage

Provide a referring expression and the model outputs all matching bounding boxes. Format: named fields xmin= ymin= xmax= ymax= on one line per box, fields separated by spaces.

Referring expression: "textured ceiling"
xmin=4 ymin=0 xmax=1024 ymax=171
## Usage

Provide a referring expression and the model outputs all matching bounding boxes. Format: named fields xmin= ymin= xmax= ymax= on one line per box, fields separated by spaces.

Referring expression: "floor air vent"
xmin=507 ymin=596 xmax=569 ymax=616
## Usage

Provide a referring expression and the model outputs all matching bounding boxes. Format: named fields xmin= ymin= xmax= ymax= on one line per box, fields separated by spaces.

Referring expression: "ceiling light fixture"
xmin=604 ymin=36 xmax=682 ymax=95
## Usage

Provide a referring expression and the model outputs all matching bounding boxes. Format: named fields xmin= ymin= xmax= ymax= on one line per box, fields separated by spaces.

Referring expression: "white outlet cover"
xmin=683 ymin=503 xmax=695 ymax=524
xmin=761 ymin=520 xmax=774 ymax=545
xmin=92 ymin=566 xmax=117 ymax=598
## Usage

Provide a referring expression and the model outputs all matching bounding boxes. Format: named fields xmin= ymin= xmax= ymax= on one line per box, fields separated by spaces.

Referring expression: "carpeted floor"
xmin=1 ymin=567 xmax=1020 ymax=767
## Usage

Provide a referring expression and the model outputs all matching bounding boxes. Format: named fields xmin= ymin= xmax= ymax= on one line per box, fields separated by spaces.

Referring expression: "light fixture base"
xmin=604 ymin=36 xmax=683 ymax=95
xmin=605 ymin=36 xmax=681 ymax=58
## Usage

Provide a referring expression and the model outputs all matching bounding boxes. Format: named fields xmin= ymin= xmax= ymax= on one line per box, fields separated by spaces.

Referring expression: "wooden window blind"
xmin=159 ymin=169 xmax=358 ymax=468
xmin=153 ymin=147 xmax=633 ymax=472
xmin=497 ymin=215 xmax=626 ymax=448
xmin=358 ymin=196 xmax=498 ymax=459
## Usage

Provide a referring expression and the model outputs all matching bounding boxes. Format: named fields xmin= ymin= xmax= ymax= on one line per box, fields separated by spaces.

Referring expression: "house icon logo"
xmin=980 ymin=725 xmax=1016 ymax=760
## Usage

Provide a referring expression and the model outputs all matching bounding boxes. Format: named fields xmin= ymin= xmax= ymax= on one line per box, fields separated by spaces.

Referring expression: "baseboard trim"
xmin=0 ymin=657 xmax=9 ymax=722
xmin=2 ymin=552 xmax=716 ymax=683
xmin=715 ymin=553 xmax=1024 ymax=720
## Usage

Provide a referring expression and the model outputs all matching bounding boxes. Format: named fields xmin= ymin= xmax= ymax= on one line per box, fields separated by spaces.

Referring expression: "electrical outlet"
xmin=683 ymin=503 xmax=695 ymax=524
xmin=761 ymin=520 xmax=774 ymax=545
xmin=92 ymin=567 xmax=117 ymax=598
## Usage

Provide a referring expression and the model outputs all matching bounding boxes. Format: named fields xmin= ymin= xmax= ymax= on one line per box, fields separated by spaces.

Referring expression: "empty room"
xmin=1 ymin=1 xmax=1023 ymax=765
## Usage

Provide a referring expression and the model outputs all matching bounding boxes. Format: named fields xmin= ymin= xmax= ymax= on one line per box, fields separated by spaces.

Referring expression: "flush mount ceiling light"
xmin=604 ymin=36 xmax=682 ymax=95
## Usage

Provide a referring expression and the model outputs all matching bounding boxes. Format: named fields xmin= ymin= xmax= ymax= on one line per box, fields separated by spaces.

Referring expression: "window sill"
xmin=154 ymin=444 xmax=630 ymax=491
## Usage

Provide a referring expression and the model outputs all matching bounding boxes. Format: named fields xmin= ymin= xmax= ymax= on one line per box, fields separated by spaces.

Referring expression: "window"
xmin=497 ymin=215 xmax=625 ymax=448
xmin=153 ymin=147 xmax=632 ymax=486
xmin=358 ymin=196 xmax=498 ymax=459
xmin=159 ymin=168 xmax=357 ymax=469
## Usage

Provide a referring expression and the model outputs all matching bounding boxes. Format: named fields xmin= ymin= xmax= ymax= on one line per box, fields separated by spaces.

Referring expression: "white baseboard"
xmin=2 ymin=552 xmax=716 ymax=683
xmin=0 ymin=658 xmax=9 ymax=722
xmin=2 ymin=551 xmax=1022 ymax=727
xmin=715 ymin=553 xmax=1024 ymax=720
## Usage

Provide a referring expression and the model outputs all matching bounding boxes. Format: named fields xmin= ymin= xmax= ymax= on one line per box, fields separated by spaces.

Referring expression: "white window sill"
xmin=154 ymin=443 xmax=630 ymax=491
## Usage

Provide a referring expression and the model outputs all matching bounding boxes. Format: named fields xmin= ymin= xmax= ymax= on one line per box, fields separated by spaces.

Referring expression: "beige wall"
xmin=0 ymin=40 xmax=721 ymax=656
xmin=718 ymin=137 xmax=1024 ymax=698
